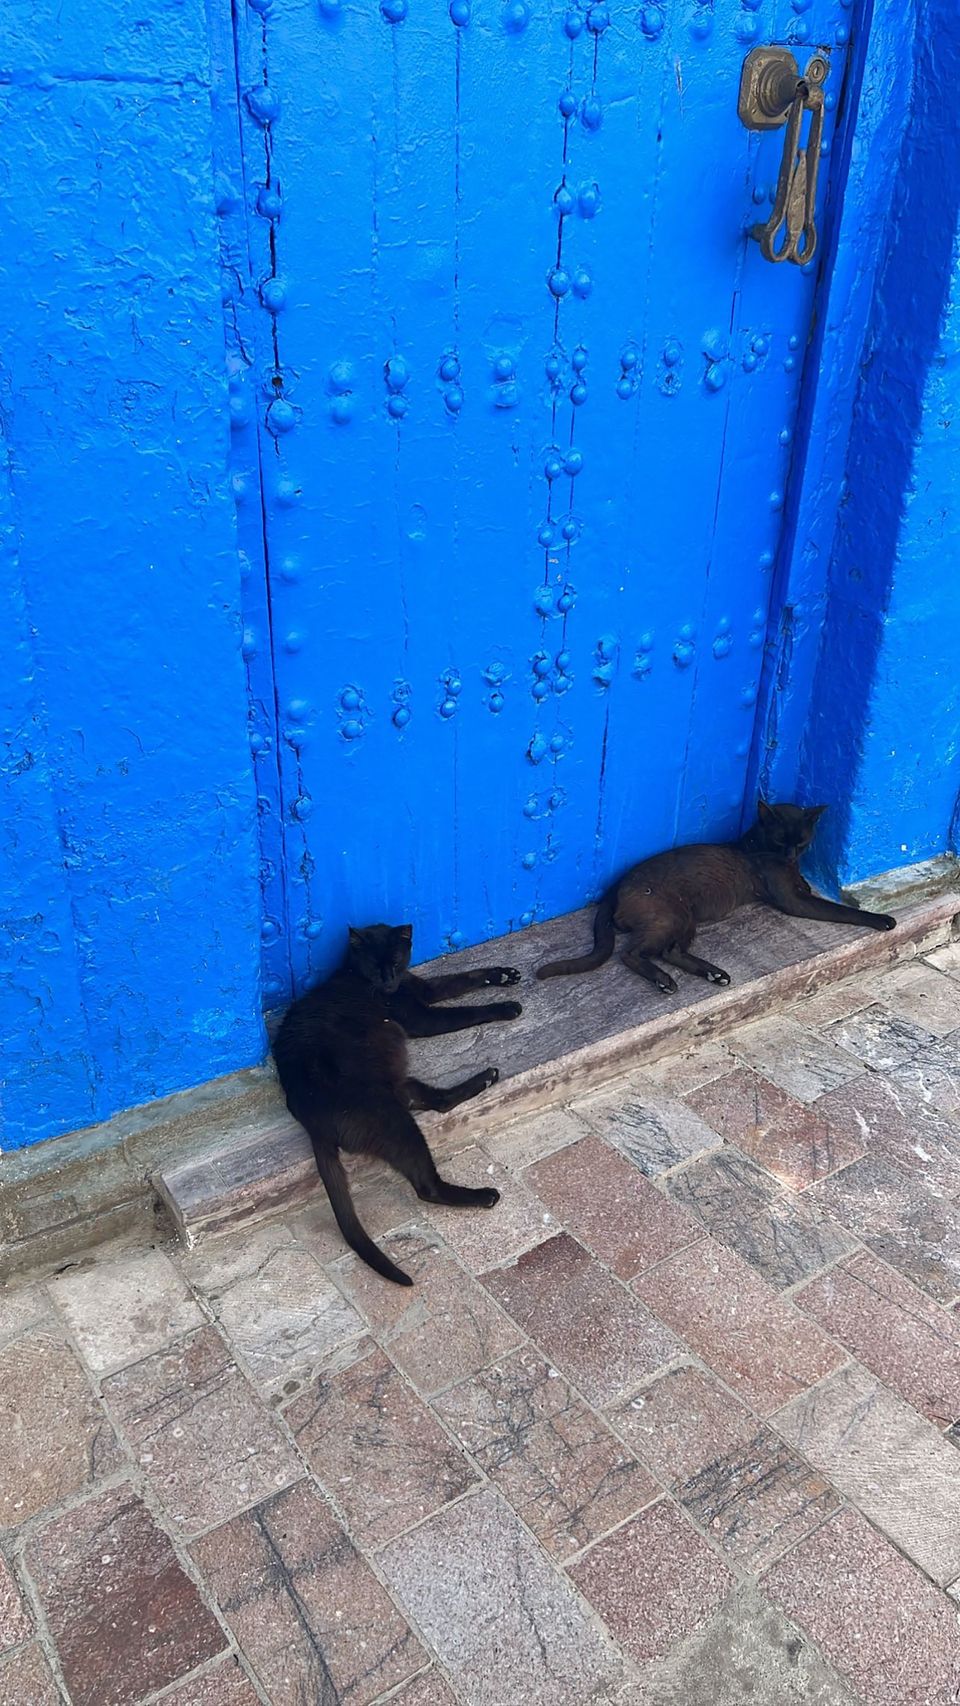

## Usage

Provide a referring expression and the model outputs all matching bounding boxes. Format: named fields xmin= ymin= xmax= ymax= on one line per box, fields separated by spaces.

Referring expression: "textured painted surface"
xmin=7 ymin=0 xmax=957 ymax=1151
xmin=758 ymin=0 xmax=960 ymax=887
xmin=834 ymin=205 xmax=960 ymax=881
xmin=0 ymin=0 xmax=265 ymax=1146
xmin=219 ymin=0 xmax=856 ymax=998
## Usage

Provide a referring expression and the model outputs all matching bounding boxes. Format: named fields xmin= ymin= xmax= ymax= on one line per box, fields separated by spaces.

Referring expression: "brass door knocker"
xmin=739 ymin=47 xmax=829 ymax=266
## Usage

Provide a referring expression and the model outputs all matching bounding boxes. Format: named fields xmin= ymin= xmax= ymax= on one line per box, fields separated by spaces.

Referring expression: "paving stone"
xmin=688 ymin=1067 xmax=864 ymax=1189
xmin=190 ymin=1239 xmax=364 ymax=1393
xmin=633 ymin=1240 xmax=844 ymax=1414
xmin=665 ymin=1148 xmax=855 ymax=1290
xmin=642 ymin=1039 xmax=739 ymax=1095
xmin=0 ymin=1640 xmax=62 ymax=1705
xmin=606 ymin=1365 xmax=758 ymax=1486
xmin=679 ymin=1425 xmax=839 ymax=1570
xmin=925 ymin=940 xmax=960 ymax=977
xmin=286 ymin=1340 xmax=478 ymax=1547
xmin=815 ymin=1071 xmax=960 ymax=1194
xmin=0 ymin=1554 xmax=31 ymax=1653
xmin=808 ymin=1153 xmax=960 ymax=1302
xmin=417 ymin=1145 xmax=551 ymax=1271
xmin=384 ymin=1673 xmax=460 ymax=1706
xmin=796 ymin=1248 xmax=960 ymax=1425
xmin=526 ymin=1137 xmax=703 ymax=1280
xmin=730 ymin=1018 xmax=863 ymax=1103
xmin=763 ymin=1506 xmax=960 ymax=1706
xmin=331 ymin=1230 xmax=522 ymax=1398
xmin=0 ymin=1284 xmax=51 ymax=1347
xmin=102 ymin=1325 xmax=302 ymax=1537
xmin=160 ymin=1657 xmax=262 ymax=1706
xmin=193 ymin=1479 xmax=425 ymax=1706
xmin=0 ymin=1331 xmax=121 ymax=1530
xmin=487 ymin=1106 xmax=588 ymax=1172
xmin=481 ymin=1234 xmax=681 ymax=1408
xmin=627 ymin=1584 xmax=858 ymax=1706
xmin=569 ymin=1076 xmax=721 ymax=1177
xmin=569 ymin=1499 xmax=732 ymax=1666
xmin=888 ymin=1029 xmax=960 ymax=1120
xmin=871 ymin=960 xmax=960 ymax=1036
xmin=776 ymin=1363 xmax=960 ymax=1585
xmin=49 ymin=1248 xmax=203 ymax=1373
xmin=178 ymin=1220 xmax=297 ymax=1293
xmin=790 ymin=982 xmax=871 ymax=1027
xmin=822 ymin=1002 xmax=936 ymax=1071
xmin=433 ymin=1345 xmax=659 ymax=1560
xmin=27 ymin=1486 xmax=226 ymax=1706
xmin=378 ymin=1488 xmax=625 ymax=1705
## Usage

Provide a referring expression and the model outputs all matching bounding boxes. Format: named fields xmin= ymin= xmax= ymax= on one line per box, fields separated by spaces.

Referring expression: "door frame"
xmin=746 ymin=0 xmax=911 ymax=854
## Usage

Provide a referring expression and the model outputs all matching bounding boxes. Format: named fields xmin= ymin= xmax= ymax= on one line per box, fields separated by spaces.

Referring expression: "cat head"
xmin=753 ymin=799 xmax=826 ymax=858
xmin=346 ymin=923 xmax=413 ymax=993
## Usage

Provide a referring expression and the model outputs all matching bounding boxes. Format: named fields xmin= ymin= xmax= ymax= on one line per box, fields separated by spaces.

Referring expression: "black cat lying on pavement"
xmin=537 ymin=800 xmax=896 ymax=992
xmin=273 ymin=923 xmax=521 ymax=1286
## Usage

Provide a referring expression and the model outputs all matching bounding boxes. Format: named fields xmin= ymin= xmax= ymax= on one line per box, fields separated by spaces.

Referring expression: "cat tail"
xmin=312 ymin=1143 xmax=414 ymax=1288
xmin=535 ymin=892 xmax=616 ymax=980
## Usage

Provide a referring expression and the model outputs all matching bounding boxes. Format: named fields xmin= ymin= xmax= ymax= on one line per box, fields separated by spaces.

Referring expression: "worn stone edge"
xmin=157 ymin=888 xmax=960 ymax=1249
xmin=843 ymin=852 xmax=959 ymax=912
xmin=0 ymin=1067 xmax=279 ymax=1283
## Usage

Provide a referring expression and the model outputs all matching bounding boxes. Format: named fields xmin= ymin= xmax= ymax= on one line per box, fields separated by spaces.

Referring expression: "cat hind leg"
xmin=621 ymin=939 xmax=678 ymax=994
xmin=661 ymin=945 xmax=731 ymax=986
xmin=390 ymin=1109 xmax=500 ymax=1209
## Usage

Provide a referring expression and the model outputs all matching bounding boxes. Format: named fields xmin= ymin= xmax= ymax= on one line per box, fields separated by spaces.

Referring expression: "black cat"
xmin=537 ymin=800 xmax=896 ymax=992
xmin=273 ymin=923 xmax=522 ymax=1286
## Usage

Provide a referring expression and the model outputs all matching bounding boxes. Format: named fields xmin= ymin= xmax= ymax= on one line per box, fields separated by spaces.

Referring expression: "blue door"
xmin=216 ymin=0 xmax=858 ymax=1001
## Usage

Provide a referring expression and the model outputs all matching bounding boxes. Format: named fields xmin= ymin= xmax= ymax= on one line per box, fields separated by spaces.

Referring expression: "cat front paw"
xmin=707 ymin=969 xmax=731 ymax=986
xmin=480 ymin=1066 xmax=500 ymax=1089
xmin=496 ymin=1001 xmax=522 ymax=1021
xmin=486 ymin=967 xmax=521 ymax=985
xmin=656 ymin=974 xmax=678 ymax=995
xmin=476 ymin=1187 xmax=500 ymax=1209
xmin=873 ymin=913 xmax=897 ymax=931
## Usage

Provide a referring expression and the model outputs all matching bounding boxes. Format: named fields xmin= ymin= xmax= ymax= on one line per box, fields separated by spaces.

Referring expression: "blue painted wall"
xmin=759 ymin=0 xmax=960 ymax=888
xmin=0 ymin=0 xmax=265 ymax=1148
xmin=3 ymin=0 xmax=959 ymax=1152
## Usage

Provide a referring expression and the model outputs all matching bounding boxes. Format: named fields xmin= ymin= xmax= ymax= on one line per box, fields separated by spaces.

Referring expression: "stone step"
xmin=157 ymin=889 xmax=959 ymax=1248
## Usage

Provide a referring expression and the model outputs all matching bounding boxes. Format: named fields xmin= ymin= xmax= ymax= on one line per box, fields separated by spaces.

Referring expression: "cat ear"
xmin=806 ymin=804 xmax=827 ymax=820
xmin=757 ymin=798 xmax=773 ymax=821
xmin=348 ymin=926 xmax=362 ymax=944
xmin=398 ymin=924 xmax=413 ymax=942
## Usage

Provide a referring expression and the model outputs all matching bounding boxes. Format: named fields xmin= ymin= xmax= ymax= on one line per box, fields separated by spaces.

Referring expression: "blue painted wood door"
xmin=219 ymin=0 xmax=858 ymax=1001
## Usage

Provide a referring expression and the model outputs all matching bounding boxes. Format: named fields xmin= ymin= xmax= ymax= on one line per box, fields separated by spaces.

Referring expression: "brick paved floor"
xmin=5 ymin=947 xmax=960 ymax=1704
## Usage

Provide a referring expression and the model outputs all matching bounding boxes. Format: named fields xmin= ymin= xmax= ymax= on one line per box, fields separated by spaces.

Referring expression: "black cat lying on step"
xmin=273 ymin=923 xmax=521 ymax=1286
xmin=537 ymin=800 xmax=896 ymax=992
